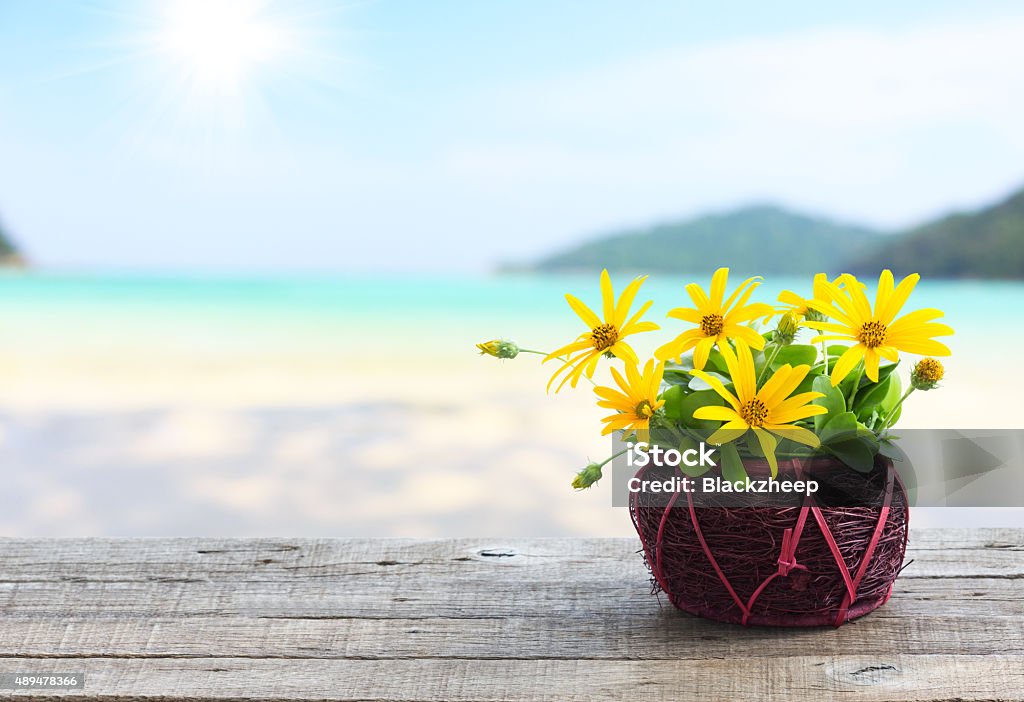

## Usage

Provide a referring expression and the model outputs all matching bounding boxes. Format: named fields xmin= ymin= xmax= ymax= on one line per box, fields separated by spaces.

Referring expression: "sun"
xmin=154 ymin=0 xmax=292 ymax=96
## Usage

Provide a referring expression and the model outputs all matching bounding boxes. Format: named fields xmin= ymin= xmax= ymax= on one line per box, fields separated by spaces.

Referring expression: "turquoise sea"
xmin=1 ymin=270 xmax=1018 ymax=355
xmin=0 ymin=270 xmax=1020 ymax=537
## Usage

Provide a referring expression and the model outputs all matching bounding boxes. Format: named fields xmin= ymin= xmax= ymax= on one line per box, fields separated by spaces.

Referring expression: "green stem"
xmin=846 ymin=364 xmax=864 ymax=411
xmin=880 ymin=387 xmax=915 ymax=431
xmin=598 ymin=447 xmax=630 ymax=467
xmin=757 ymin=343 xmax=783 ymax=385
xmin=524 ymin=348 xmax=598 ymax=387
xmin=821 ymin=341 xmax=829 ymax=376
xmin=654 ymin=415 xmax=689 ymax=444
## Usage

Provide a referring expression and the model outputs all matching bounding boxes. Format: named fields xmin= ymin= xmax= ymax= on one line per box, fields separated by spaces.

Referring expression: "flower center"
xmin=590 ymin=323 xmax=619 ymax=351
xmin=740 ymin=398 xmax=768 ymax=427
xmin=635 ymin=399 xmax=654 ymax=419
xmin=700 ymin=313 xmax=724 ymax=337
xmin=915 ymin=358 xmax=944 ymax=383
xmin=857 ymin=320 xmax=887 ymax=348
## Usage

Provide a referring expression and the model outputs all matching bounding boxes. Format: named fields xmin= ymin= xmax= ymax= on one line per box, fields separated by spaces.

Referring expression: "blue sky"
xmin=1 ymin=0 xmax=1023 ymax=272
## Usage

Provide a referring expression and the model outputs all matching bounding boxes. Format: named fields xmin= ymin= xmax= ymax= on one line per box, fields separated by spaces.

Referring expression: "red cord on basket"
xmin=635 ymin=457 xmax=903 ymax=627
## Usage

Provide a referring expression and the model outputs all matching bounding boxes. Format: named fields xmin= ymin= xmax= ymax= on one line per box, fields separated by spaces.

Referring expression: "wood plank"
xmin=0 ymin=529 xmax=1019 ymax=574
xmin=0 ymin=575 xmax=1020 ymax=620
xmin=0 ymin=532 xmax=1018 ymax=603
xmin=0 ymin=530 xmax=1019 ymax=701
xmin=0 ymin=655 xmax=1020 ymax=701
xmin=0 ymin=610 xmax=1022 ymax=660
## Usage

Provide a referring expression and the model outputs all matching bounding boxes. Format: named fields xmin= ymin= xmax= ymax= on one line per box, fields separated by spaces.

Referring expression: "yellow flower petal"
xmin=864 ymin=348 xmax=881 ymax=382
xmin=564 ymin=293 xmax=601 ymax=329
xmin=768 ymin=404 xmax=828 ymax=424
xmin=599 ymin=269 xmax=615 ymax=322
xmin=888 ymin=338 xmax=952 ymax=356
xmin=875 ymin=269 xmax=895 ymax=317
xmin=732 ymin=341 xmax=757 ymax=403
xmin=765 ymin=424 xmax=820 ymax=448
xmin=756 ymin=364 xmax=794 ymax=407
xmin=879 ymin=272 xmax=920 ymax=324
xmin=841 ymin=274 xmax=873 ymax=321
xmin=693 ymin=336 xmax=716 ymax=370
xmin=610 ymin=341 xmax=639 ymax=366
xmin=707 ymin=420 xmax=749 ymax=445
xmin=831 ymin=344 xmax=866 ymax=386
xmin=722 ymin=276 xmax=761 ymax=313
xmin=693 ymin=405 xmax=741 ymax=421
xmin=709 ymin=267 xmax=729 ymax=308
xmin=667 ymin=307 xmax=703 ymax=323
xmin=752 ymin=427 xmax=779 ymax=478
xmin=689 ymin=369 xmax=740 ymax=411
xmin=613 ymin=275 xmax=647 ymax=328
xmin=886 ymin=308 xmax=946 ymax=335
xmin=725 ymin=324 xmax=767 ymax=350
xmin=686 ymin=282 xmax=711 ymax=310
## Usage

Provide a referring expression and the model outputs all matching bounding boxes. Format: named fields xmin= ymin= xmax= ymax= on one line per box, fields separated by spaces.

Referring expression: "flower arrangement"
xmin=479 ymin=267 xmax=952 ymax=488
xmin=478 ymin=268 xmax=953 ymax=627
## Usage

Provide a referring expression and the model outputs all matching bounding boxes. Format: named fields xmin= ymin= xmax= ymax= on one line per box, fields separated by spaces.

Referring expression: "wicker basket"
xmin=629 ymin=456 xmax=909 ymax=627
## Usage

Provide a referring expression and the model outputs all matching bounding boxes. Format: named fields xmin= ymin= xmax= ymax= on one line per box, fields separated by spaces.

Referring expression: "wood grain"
xmin=0 ymin=529 xmax=1020 ymax=701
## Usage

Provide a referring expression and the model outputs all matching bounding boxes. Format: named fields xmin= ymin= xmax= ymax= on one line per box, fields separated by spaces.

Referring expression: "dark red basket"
xmin=630 ymin=456 xmax=909 ymax=627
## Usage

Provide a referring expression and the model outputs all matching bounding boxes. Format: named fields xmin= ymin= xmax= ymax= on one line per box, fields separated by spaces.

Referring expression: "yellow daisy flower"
xmin=804 ymin=270 xmax=954 ymax=386
xmin=594 ymin=359 xmax=665 ymax=438
xmin=655 ymin=267 xmax=775 ymax=370
xmin=777 ymin=273 xmax=831 ymax=317
xmin=545 ymin=269 xmax=659 ymax=392
xmin=691 ymin=342 xmax=827 ymax=475
xmin=777 ymin=273 xmax=865 ymax=319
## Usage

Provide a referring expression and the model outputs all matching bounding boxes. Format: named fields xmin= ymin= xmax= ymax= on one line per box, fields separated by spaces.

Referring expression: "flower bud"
xmin=803 ymin=307 xmax=826 ymax=323
xmin=476 ymin=339 xmax=520 ymax=359
xmin=774 ymin=312 xmax=800 ymax=346
xmin=911 ymin=358 xmax=944 ymax=390
xmin=572 ymin=463 xmax=603 ymax=490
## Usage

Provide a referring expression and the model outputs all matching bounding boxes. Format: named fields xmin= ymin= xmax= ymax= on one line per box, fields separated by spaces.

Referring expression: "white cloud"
xmin=448 ymin=15 xmax=1024 ymax=236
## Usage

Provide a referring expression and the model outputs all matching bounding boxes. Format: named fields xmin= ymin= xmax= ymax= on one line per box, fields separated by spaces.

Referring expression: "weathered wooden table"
xmin=0 ymin=528 xmax=1020 ymax=700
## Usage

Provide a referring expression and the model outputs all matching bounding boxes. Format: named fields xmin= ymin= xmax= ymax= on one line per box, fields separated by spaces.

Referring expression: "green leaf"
xmin=662 ymin=367 xmax=692 ymax=387
xmin=836 ymin=360 xmax=864 ymax=405
xmin=677 ymin=389 xmax=727 ymax=433
xmin=812 ymin=376 xmax=846 ymax=432
xmin=878 ymin=439 xmax=907 ymax=462
xmin=825 ymin=438 xmax=876 ymax=472
xmin=745 ymin=432 xmax=764 ymax=458
xmin=818 ymin=409 xmax=880 ymax=472
xmin=854 ymin=373 xmax=893 ymax=420
xmin=704 ymin=348 xmax=730 ymax=375
xmin=819 ymin=410 xmax=858 ymax=444
xmin=668 ymin=354 xmax=695 ymax=370
xmin=661 ymin=384 xmax=685 ymax=420
xmin=880 ymin=372 xmax=903 ymax=425
xmin=718 ymin=442 xmax=748 ymax=485
xmin=770 ymin=344 xmax=818 ymax=369
xmin=677 ymin=437 xmax=712 ymax=477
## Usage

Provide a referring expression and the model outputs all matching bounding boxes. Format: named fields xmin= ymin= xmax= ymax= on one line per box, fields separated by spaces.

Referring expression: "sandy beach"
xmin=0 ymin=273 xmax=1020 ymax=536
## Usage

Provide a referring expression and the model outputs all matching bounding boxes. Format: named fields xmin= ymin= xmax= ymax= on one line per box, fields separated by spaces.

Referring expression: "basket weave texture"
xmin=629 ymin=456 xmax=909 ymax=627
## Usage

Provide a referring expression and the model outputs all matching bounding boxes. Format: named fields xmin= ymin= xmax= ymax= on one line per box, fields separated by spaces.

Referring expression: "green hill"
xmin=524 ymin=205 xmax=886 ymax=275
xmin=847 ymin=188 xmax=1024 ymax=279
xmin=0 ymin=217 xmax=25 ymax=266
